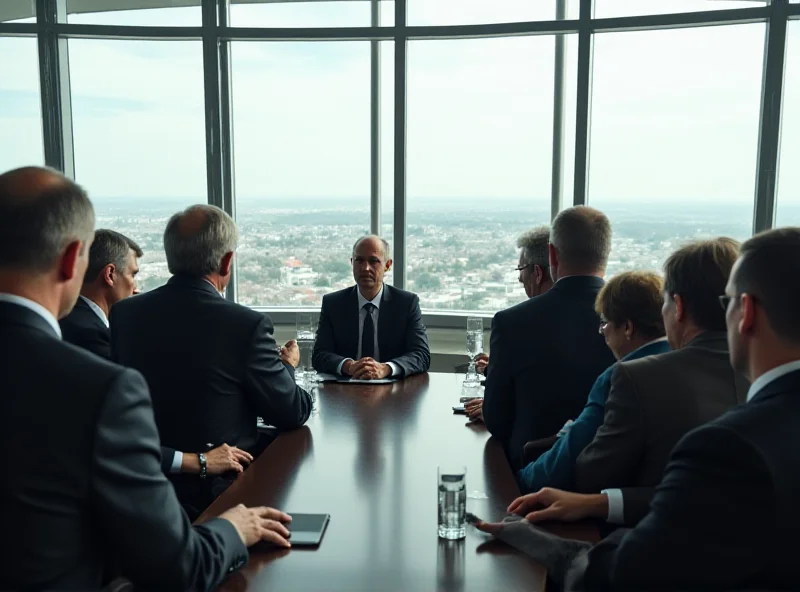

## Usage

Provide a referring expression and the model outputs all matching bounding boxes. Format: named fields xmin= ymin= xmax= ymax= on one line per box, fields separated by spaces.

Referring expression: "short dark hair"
xmin=84 ymin=229 xmax=143 ymax=284
xmin=550 ymin=206 xmax=612 ymax=273
xmin=663 ymin=237 xmax=740 ymax=331
xmin=734 ymin=227 xmax=800 ymax=345
xmin=595 ymin=271 xmax=666 ymax=340
xmin=0 ymin=167 xmax=95 ymax=272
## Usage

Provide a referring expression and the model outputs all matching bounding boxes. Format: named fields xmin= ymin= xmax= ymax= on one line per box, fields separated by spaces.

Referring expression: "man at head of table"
xmin=312 ymin=235 xmax=431 ymax=381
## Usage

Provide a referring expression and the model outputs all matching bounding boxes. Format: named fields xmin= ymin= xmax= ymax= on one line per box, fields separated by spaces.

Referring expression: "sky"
xmin=0 ymin=0 xmax=798 ymax=221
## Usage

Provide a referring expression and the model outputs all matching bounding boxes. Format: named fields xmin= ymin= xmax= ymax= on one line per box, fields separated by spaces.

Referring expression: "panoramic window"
xmin=0 ymin=37 xmax=43 ymax=172
xmin=69 ymin=39 xmax=206 ymax=292
xmin=776 ymin=20 xmax=800 ymax=227
xmin=588 ymin=24 xmax=764 ymax=276
xmin=230 ymin=41 xmax=370 ymax=307
xmin=594 ymin=0 xmax=765 ymax=19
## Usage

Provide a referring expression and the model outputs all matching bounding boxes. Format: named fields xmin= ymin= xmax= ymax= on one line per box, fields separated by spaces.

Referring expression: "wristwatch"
xmin=198 ymin=452 xmax=208 ymax=479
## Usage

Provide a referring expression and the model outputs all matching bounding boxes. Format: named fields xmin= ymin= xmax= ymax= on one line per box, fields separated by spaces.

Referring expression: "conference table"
xmin=198 ymin=372 xmax=599 ymax=591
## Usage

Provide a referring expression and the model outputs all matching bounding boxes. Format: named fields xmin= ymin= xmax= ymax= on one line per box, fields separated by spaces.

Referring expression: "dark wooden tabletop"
xmin=198 ymin=372 xmax=599 ymax=592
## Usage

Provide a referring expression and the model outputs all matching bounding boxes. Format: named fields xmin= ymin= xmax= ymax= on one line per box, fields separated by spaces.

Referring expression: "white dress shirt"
xmin=0 ymin=293 xmax=62 ymax=338
xmin=79 ymin=295 xmax=109 ymax=328
xmin=336 ymin=285 xmax=399 ymax=377
xmin=602 ymin=357 xmax=800 ymax=524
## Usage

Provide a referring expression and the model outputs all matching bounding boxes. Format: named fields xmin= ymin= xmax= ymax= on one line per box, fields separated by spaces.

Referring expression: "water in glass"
xmin=438 ymin=466 xmax=467 ymax=539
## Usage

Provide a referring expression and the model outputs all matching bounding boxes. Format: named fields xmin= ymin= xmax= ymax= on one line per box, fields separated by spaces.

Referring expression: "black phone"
xmin=452 ymin=405 xmax=466 ymax=414
xmin=287 ymin=513 xmax=330 ymax=547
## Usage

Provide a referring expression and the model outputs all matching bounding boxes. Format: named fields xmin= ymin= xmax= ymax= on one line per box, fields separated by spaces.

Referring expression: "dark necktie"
xmin=361 ymin=303 xmax=376 ymax=359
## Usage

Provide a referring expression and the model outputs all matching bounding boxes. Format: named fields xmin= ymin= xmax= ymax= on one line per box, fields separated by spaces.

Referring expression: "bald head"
xmin=164 ymin=204 xmax=238 ymax=278
xmin=352 ymin=235 xmax=391 ymax=261
xmin=0 ymin=166 xmax=95 ymax=272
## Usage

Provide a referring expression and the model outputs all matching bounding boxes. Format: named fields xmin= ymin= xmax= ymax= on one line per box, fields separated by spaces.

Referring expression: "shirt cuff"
xmin=601 ymin=489 xmax=624 ymax=524
xmin=387 ymin=362 xmax=399 ymax=377
xmin=171 ymin=451 xmax=184 ymax=474
xmin=337 ymin=358 xmax=353 ymax=376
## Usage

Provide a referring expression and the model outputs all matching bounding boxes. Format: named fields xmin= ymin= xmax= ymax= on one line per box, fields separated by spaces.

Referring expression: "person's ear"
xmin=548 ymin=243 xmax=558 ymax=270
xmin=739 ymin=293 xmax=756 ymax=336
xmin=385 ymin=258 xmax=393 ymax=273
xmin=102 ymin=264 xmax=115 ymax=287
xmin=534 ymin=264 xmax=544 ymax=285
xmin=219 ymin=251 xmax=234 ymax=277
xmin=59 ymin=240 xmax=83 ymax=282
xmin=673 ymin=294 xmax=685 ymax=323
xmin=624 ymin=320 xmax=634 ymax=340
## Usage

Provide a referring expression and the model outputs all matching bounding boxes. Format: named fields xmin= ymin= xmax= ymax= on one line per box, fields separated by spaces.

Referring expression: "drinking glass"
xmin=438 ymin=465 xmax=467 ymax=539
xmin=463 ymin=316 xmax=483 ymax=387
xmin=296 ymin=312 xmax=318 ymax=384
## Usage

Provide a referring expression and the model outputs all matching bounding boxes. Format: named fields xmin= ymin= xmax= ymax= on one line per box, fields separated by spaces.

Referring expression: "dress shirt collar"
xmin=79 ymin=295 xmax=109 ymax=328
xmin=0 ymin=293 xmax=62 ymax=338
xmin=620 ymin=336 xmax=669 ymax=361
xmin=746 ymin=359 xmax=800 ymax=403
xmin=357 ymin=284 xmax=384 ymax=310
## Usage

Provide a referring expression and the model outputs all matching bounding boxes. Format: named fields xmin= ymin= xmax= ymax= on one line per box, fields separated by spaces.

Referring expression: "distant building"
xmin=280 ymin=258 xmax=319 ymax=287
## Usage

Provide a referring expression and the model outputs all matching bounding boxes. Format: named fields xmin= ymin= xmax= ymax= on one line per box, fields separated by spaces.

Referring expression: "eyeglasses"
xmin=515 ymin=263 xmax=549 ymax=272
xmin=598 ymin=321 xmax=609 ymax=335
xmin=718 ymin=295 xmax=732 ymax=311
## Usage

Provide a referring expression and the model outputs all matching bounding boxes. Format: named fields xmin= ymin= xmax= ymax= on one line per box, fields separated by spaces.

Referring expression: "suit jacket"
xmin=575 ymin=331 xmax=749 ymax=525
xmin=111 ymin=275 xmax=312 ymax=456
xmin=581 ymin=369 xmax=800 ymax=591
xmin=518 ymin=338 xmax=671 ymax=493
xmin=0 ymin=301 xmax=247 ymax=591
xmin=483 ymin=276 xmax=616 ymax=471
xmin=312 ymin=284 xmax=431 ymax=377
xmin=60 ymin=297 xmax=110 ymax=360
xmin=60 ymin=297 xmax=182 ymax=475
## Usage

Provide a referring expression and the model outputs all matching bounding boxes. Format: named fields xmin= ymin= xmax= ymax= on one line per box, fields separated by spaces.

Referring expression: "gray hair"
xmin=164 ymin=205 xmax=238 ymax=277
xmin=517 ymin=226 xmax=550 ymax=269
xmin=84 ymin=229 xmax=142 ymax=284
xmin=550 ymin=206 xmax=612 ymax=272
xmin=352 ymin=234 xmax=391 ymax=261
xmin=0 ymin=166 xmax=95 ymax=272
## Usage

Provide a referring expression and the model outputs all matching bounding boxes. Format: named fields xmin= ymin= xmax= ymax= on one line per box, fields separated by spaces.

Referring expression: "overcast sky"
xmin=0 ymin=1 xmax=798 ymax=220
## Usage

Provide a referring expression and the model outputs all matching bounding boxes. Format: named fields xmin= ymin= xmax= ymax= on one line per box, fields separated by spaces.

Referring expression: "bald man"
xmin=0 ymin=168 xmax=293 ymax=591
xmin=312 ymin=235 xmax=430 ymax=379
xmin=111 ymin=204 xmax=312 ymax=519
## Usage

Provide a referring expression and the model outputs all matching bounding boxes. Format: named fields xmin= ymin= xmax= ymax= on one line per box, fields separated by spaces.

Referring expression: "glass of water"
xmin=438 ymin=465 xmax=467 ymax=540
xmin=463 ymin=316 xmax=483 ymax=387
xmin=296 ymin=312 xmax=318 ymax=384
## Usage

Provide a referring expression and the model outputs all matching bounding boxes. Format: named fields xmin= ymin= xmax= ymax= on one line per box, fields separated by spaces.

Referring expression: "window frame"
xmin=2 ymin=0 xmax=799 ymax=328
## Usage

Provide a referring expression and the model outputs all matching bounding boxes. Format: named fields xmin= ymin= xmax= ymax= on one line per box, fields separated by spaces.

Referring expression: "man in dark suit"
xmin=482 ymin=206 xmax=617 ymax=470
xmin=312 ymin=235 xmax=430 ymax=379
xmin=112 ymin=205 xmax=312 ymax=516
xmin=0 ymin=166 xmax=293 ymax=591
xmin=475 ymin=228 xmax=800 ymax=590
xmin=60 ymin=229 xmax=142 ymax=359
xmin=62 ymin=229 xmax=252 ymax=480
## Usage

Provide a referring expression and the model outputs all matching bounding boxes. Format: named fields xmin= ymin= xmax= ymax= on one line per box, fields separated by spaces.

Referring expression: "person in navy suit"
xmin=312 ymin=235 xmax=430 ymax=380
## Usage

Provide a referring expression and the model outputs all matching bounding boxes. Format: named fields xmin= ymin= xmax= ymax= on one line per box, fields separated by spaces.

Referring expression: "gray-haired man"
xmin=111 ymin=204 xmax=312 ymax=519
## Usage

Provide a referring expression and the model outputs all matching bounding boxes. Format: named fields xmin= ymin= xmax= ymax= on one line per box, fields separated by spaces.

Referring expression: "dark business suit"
xmin=60 ymin=297 xmax=111 ymax=360
xmin=0 ymin=301 xmax=246 ymax=591
xmin=580 ymin=369 xmax=800 ymax=591
xmin=312 ymin=284 xmax=431 ymax=377
xmin=483 ymin=276 xmax=616 ymax=471
xmin=60 ymin=296 xmax=182 ymax=475
xmin=575 ymin=331 xmax=749 ymax=525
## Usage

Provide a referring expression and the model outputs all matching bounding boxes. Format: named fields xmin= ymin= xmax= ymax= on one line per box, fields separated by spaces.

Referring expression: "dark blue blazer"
xmin=583 ymin=368 xmax=800 ymax=590
xmin=483 ymin=275 xmax=616 ymax=471
xmin=312 ymin=284 xmax=430 ymax=377
xmin=0 ymin=301 xmax=246 ymax=591
xmin=518 ymin=338 xmax=670 ymax=493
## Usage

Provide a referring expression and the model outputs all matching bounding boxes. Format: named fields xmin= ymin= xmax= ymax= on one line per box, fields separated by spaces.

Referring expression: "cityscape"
xmin=94 ymin=197 xmax=793 ymax=313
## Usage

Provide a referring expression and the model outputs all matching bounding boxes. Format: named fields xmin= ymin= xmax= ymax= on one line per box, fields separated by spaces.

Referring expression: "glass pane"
xmin=67 ymin=1 xmax=200 ymax=26
xmin=409 ymin=0 xmax=554 ymax=26
xmin=0 ymin=37 xmax=43 ymax=172
xmin=231 ymin=42 xmax=370 ymax=307
xmin=0 ymin=0 xmax=35 ymax=23
xmin=381 ymin=40 xmax=395 ymax=286
xmin=588 ymin=25 xmax=763 ymax=277
xmin=776 ymin=21 xmax=800 ymax=226
xmin=230 ymin=0 xmax=370 ymax=27
xmin=595 ymin=0 xmax=765 ymax=19
xmin=407 ymin=36 xmax=573 ymax=312
xmin=69 ymin=40 xmax=206 ymax=292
